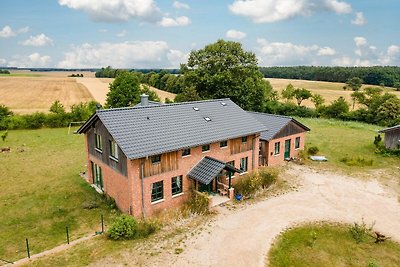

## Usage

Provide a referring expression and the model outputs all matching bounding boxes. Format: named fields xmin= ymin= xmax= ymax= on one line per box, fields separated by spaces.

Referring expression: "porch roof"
xmin=187 ymin=156 xmax=242 ymax=185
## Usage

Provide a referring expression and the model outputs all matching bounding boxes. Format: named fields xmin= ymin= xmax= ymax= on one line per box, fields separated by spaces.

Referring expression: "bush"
xmin=24 ymin=112 xmax=46 ymax=129
xmin=185 ymin=191 xmax=210 ymax=215
xmin=108 ymin=215 xmax=160 ymax=240
xmin=307 ymin=146 xmax=319 ymax=155
xmin=340 ymin=156 xmax=373 ymax=167
xmin=259 ymin=168 xmax=278 ymax=189
xmin=108 ymin=215 xmax=138 ymax=240
xmin=234 ymin=169 xmax=278 ymax=197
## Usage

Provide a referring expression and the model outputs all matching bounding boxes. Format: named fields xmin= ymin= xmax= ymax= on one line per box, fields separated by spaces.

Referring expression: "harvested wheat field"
xmin=266 ymin=78 xmax=400 ymax=108
xmin=9 ymin=69 xmax=96 ymax=78
xmin=0 ymin=76 xmax=94 ymax=114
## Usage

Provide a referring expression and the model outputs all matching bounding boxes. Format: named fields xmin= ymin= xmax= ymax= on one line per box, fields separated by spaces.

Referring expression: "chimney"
xmin=140 ymin=94 xmax=149 ymax=106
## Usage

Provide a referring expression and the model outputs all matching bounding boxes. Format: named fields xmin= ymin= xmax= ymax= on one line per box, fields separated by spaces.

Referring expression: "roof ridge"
xmin=97 ymin=98 xmax=232 ymax=113
xmin=247 ymin=111 xmax=292 ymax=119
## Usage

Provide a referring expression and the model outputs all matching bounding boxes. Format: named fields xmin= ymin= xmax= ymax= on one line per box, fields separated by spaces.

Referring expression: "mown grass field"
xmin=268 ymin=222 xmax=400 ymax=267
xmin=0 ymin=128 xmax=117 ymax=262
xmin=267 ymin=78 xmax=400 ymax=108
xmin=298 ymin=118 xmax=400 ymax=177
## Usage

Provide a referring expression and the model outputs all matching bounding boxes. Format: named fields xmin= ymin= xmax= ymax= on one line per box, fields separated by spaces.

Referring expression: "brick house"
xmin=248 ymin=112 xmax=310 ymax=166
xmin=77 ymin=97 xmax=267 ymax=217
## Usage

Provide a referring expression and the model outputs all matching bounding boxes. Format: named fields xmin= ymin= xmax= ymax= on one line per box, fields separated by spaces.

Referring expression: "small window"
xmin=171 ymin=175 xmax=183 ymax=195
xmin=220 ymin=140 xmax=228 ymax=148
xmin=274 ymin=142 xmax=280 ymax=155
xmin=151 ymin=154 xmax=161 ymax=164
xmin=109 ymin=140 xmax=118 ymax=160
xmin=151 ymin=181 xmax=163 ymax=202
xmin=182 ymin=148 xmax=191 ymax=157
xmin=241 ymin=136 xmax=248 ymax=143
xmin=240 ymin=157 xmax=248 ymax=172
xmin=202 ymin=144 xmax=210 ymax=152
xmin=95 ymin=133 xmax=102 ymax=151
xmin=295 ymin=137 xmax=300 ymax=149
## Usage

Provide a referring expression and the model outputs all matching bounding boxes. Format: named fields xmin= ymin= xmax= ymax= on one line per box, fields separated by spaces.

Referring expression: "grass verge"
xmin=268 ymin=222 xmax=400 ymax=267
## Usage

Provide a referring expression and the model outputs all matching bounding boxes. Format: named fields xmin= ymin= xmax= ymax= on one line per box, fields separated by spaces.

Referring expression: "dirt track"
xmin=163 ymin=165 xmax=400 ymax=267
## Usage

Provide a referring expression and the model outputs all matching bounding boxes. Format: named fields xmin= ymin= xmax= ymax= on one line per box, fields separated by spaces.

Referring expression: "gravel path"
xmin=167 ymin=165 xmax=400 ymax=267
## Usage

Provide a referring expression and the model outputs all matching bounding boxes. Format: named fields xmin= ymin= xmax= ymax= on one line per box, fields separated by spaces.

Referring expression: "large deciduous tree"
xmin=346 ymin=77 xmax=363 ymax=91
xmin=293 ymin=88 xmax=312 ymax=106
xmin=105 ymin=72 xmax=159 ymax=108
xmin=181 ymin=39 xmax=272 ymax=111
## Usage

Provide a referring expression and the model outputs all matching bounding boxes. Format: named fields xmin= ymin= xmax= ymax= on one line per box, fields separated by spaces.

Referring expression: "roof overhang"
xmin=187 ymin=156 xmax=242 ymax=185
xmin=378 ymin=125 xmax=400 ymax=133
xmin=75 ymin=112 xmax=99 ymax=134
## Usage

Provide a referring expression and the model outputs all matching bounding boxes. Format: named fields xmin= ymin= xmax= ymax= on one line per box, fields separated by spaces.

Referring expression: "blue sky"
xmin=0 ymin=0 xmax=399 ymax=68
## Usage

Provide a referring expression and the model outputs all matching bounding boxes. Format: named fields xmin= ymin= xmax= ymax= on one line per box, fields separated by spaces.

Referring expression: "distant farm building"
xmin=378 ymin=125 xmax=400 ymax=150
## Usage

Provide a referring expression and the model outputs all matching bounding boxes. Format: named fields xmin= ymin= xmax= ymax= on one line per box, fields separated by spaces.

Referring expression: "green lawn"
xmin=298 ymin=118 xmax=400 ymax=174
xmin=268 ymin=222 xmax=400 ymax=267
xmin=0 ymin=128 xmax=116 ymax=262
xmin=0 ymin=73 xmax=42 ymax=77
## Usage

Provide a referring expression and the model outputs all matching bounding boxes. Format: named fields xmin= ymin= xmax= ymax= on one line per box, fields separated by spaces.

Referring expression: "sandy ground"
xmin=150 ymin=164 xmax=400 ymax=267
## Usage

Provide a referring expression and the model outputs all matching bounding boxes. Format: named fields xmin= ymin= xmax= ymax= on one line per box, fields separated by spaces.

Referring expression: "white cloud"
xmin=167 ymin=49 xmax=188 ymax=67
xmin=173 ymin=1 xmax=190 ymax=9
xmin=0 ymin=58 xmax=7 ymax=65
xmin=8 ymin=53 xmax=52 ymax=68
xmin=256 ymin=38 xmax=335 ymax=66
xmin=0 ymin=25 xmax=30 ymax=38
xmin=116 ymin=30 xmax=127 ymax=37
xmin=317 ymin=47 xmax=336 ymax=56
xmin=98 ymin=29 xmax=108 ymax=33
xmin=332 ymin=56 xmax=353 ymax=66
xmin=58 ymin=41 xmax=185 ymax=68
xmin=58 ymin=0 xmax=161 ymax=22
xmin=226 ymin=29 xmax=247 ymax=39
xmin=0 ymin=26 xmax=16 ymax=38
xmin=22 ymin=34 xmax=54 ymax=47
xmin=354 ymin=36 xmax=367 ymax=47
xmin=158 ymin=16 xmax=191 ymax=27
xmin=352 ymin=12 xmax=366 ymax=26
xmin=229 ymin=0 xmax=352 ymax=23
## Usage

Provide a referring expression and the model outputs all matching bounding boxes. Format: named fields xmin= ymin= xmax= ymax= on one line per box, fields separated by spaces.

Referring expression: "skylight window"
xmin=204 ymin=117 xmax=211 ymax=122
xmin=193 ymin=107 xmax=199 ymax=111
xmin=221 ymin=102 xmax=227 ymax=106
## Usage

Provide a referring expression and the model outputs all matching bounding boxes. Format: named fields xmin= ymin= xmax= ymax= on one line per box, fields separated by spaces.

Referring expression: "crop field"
xmin=0 ymin=76 xmax=94 ymax=114
xmin=267 ymin=78 xmax=400 ymax=108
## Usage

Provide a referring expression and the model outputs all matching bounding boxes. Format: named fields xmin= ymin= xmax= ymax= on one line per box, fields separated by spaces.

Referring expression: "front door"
xmin=199 ymin=182 xmax=212 ymax=193
xmin=284 ymin=139 xmax=291 ymax=159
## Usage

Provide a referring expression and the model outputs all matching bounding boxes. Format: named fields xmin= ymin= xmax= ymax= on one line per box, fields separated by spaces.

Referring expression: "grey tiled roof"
xmin=188 ymin=156 xmax=242 ymax=185
xmin=81 ymin=99 xmax=267 ymax=159
xmin=248 ymin=112 xmax=309 ymax=141
xmin=378 ymin=125 xmax=400 ymax=133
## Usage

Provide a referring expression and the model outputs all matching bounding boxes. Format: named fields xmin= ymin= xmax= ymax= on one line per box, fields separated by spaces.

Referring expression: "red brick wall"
xmin=265 ymin=133 xmax=306 ymax=166
xmin=127 ymin=134 xmax=260 ymax=217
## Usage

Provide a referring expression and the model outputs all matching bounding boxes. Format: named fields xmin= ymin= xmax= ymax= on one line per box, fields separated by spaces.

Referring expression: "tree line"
xmin=260 ymin=66 xmax=400 ymax=88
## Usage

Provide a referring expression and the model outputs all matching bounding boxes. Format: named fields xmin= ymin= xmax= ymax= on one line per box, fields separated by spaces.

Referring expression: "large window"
xmin=240 ymin=157 xmax=248 ymax=172
xmin=109 ymin=140 xmax=118 ymax=160
xmin=182 ymin=148 xmax=191 ymax=157
xmin=171 ymin=175 xmax=183 ymax=196
xmin=91 ymin=162 xmax=103 ymax=191
xmin=95 ymin=133 xmax=102 ymax=151
xmin=220 ymin=140 xmax=228 ymax=148
xmin=274 ymin=142 xmax=280 ymax=155
xmin=295 ymin=137 xmax=300 ymax=149
xmin=151 ymin=154 xmax=161 ymax=164
xmin=151 ymin=181 xmax=164 ymax=202
xmin=202 ymin=144 xmax=210 ymax=152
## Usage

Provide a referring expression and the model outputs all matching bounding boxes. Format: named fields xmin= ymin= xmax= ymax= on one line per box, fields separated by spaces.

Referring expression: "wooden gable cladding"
xmin=141 ymin=151 xmax=179 ymax=178
xmin=383 ymin=128 xmax=400 ymax=149
xmin=230 ymin=136 xmax=253 ymax=155
xmin=273 ymin=121 xmax=307 ymax=140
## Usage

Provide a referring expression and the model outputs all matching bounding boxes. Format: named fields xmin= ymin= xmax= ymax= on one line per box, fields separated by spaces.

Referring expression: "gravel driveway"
xmin=167 ymin=165 xmax=400 ymax=267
